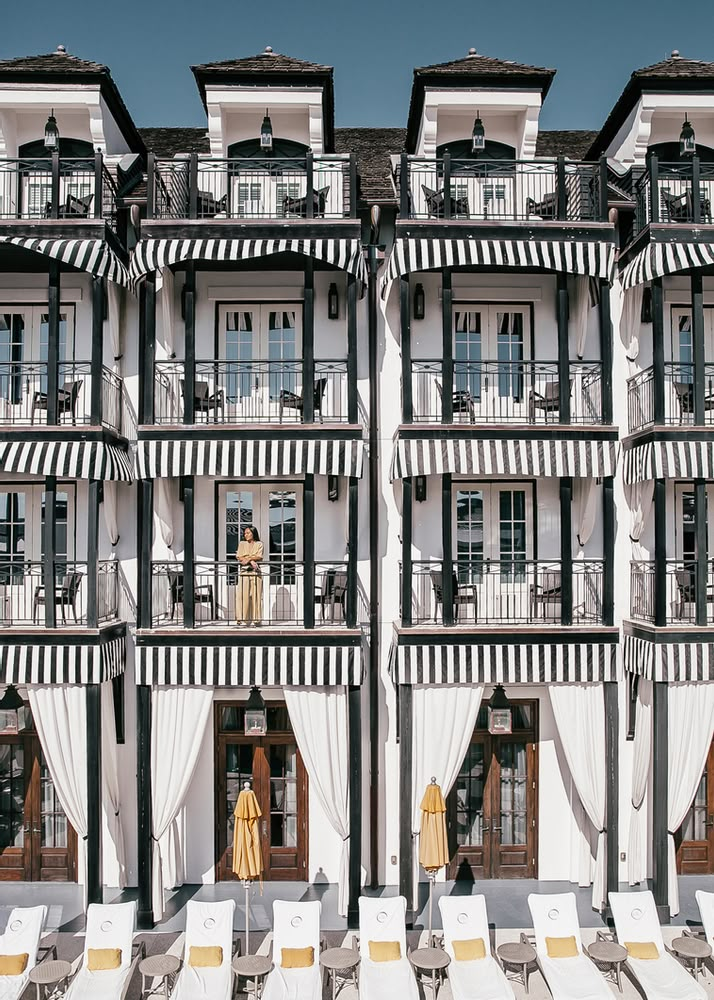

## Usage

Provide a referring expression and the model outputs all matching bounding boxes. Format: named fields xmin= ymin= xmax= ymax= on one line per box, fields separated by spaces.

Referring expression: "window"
xmin=0 ymin=314 xmax=24 ymax=404
xmin=0 ymin=492 xmax=25 ymax=584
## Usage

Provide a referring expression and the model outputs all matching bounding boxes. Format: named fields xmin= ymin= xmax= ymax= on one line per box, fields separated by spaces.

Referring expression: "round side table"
xmin=320 ymin=947 xmax=360 ymax=1000
xmin=671 ymin=936 xmax=712 ymax=979
xmin=139 ymin=953 xmax=180 ymax=999
xmin=409 ymin=946 xmax=450 ymax=999
xmin=587 ymin=940 xmax=627 ymax=992
xmin=232 ymin=954 xmax=273 ymax=999
xmin=497 ymin=941 xmax=537 ymax=995
xmin=28 ymin=959 xmax=72 ymax=1000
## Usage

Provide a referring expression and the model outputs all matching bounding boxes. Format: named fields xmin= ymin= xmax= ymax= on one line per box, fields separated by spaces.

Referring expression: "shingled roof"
xmin=415 ymin=51 xmax=555 ymax=80
xmin=192 ymin=50 xmax=331 ymax=74
xmin=138 ymin=127 xmax=210 ymax=156
xmin=0 ymin=50 xmax=108 ymax=73
xmin=535 ymin=130 xmax=599 ymax=159
xmin=335 ymin=127 xmax=405 ymax=204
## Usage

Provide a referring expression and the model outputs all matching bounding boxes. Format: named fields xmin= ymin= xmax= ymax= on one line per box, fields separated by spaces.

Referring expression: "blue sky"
xmin=2 ymin=0 xmax=714 ymax=132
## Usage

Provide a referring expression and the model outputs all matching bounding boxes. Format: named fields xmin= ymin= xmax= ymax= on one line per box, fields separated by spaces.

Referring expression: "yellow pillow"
xmin=452 ymin=938 xmax=486 ymax=961
xmin=545 ymin=936 xmax=579 ymax=959
xmin=368 ymin=940 xmax=401 ymax=962
xmin=281 ymin=947 xmax=314 ymax=969
xmin=0 ymin=954 xmax=29 ymax=975
xmin=188 ymin=946 xmax=223 ymax=968
xmin=87 ymin=948 xmax=122 ymax=971
xmin=625 ymin=941 xmax=659 ymax=960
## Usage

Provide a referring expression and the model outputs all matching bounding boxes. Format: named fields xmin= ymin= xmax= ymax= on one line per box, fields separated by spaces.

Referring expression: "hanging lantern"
xmin=680 ymin=115 xmax=696 ymax=158
xmin=328 ymin=282 xmax=339 ymax=320
xmin=0 ymin=685 xmax=25 ymax=732
xmin=44 ymin=110 xmax=60 ymax=152
xmin=488 ymin=684 xmax=512 ymax=734
xmin=413 ymin=283 xmax=425 ymax=321
xmin=472 ymin=112 xmax=486 ymax=154
xmin=260 ymin=110 xmax=274 ymax=151
xmin=245 ymin=686 xmax=267 ymax=735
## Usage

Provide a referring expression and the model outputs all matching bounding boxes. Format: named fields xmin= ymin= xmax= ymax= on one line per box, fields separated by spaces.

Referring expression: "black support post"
xmin=654 ymin=478 xmax=667 ymax=627
xmin=695 ymin=480 xmax=708 ymax=627
xmin=348 ymin=684 xmax=362 ymax=927
xmin=90 ymin=277 xmax=104 ymax=425
xmin=556 ymin=274 xmax=570 ymax=423
xmin=347 ymin=477 xmax=358 ymax=628
xmin=401 ymin=478 xmax=413 ymax=626
xmin=442 ymin=270 xmax=453 ymax=423
xmin=303 ymin=262 xmax=315 ymax=423
xmin=137 ymin=480 xmax=154 ymax=629
xmin=560 ymin=477 xmax=573 ymax=625
xmin=603 ymin=477 xmax=615 ymax=627
xmin=86 ymin=682 xmax=103 ymax=907
xmin=398 ymin=683 xmax=414 ymax=924
xmin=183 ymin=476 xmax=195 ymax=628
xmin=652 ymin=279 xmax=665 ymax=424
xmin=599 ymin=279 xmax=613 ymax=425
xmin=347 ymin=275 xmax=358 ymax=425
xmin=604 ymin=680 xmax=619 ymax=908
xmin=136 ymin=682 xmax=153 ymax=928
xmin=43 ymin=476 xmax=57 ymax=628
xmin=692 ymin=273 xmax=705 ymax=425
xmin=47 ymin=263 xmax=60 ymax=425
xmin=183 ymin=263 xmax=196 ymax=425
xmin=138 ymin=275 xmax=156 ymax=425
xmin=400 ymin=277 xmax=412 ymax=422
xmin=652 ymin=680 xmax=669 ymax=918
xmin=367 ymin=240 xmax=380 ymax=889
xmin=441 ymin=474 xmax=454 ymax=625
xmin=86 ymin=480 xmax=100 ymax=629
xmin=303 ymin=474 xmax=315 ymax=628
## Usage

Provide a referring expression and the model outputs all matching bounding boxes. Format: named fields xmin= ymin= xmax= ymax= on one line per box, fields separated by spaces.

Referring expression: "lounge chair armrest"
xmin=596 ymin=930 xmax=616 ymax=943
xmin=232 ymin=934 xmax=242 ymax=957
xmin=320 ymin=935 xmax=328 ymax=953
xmin=38 ymin=941 xmax=58 ymax=962
xmin=682 ymin=927 xmax=706 ymax=939
xmin=520 ymin=932 xmax=536 ymax=946
xmin=132 ymin=940 xmax=147 ymax=960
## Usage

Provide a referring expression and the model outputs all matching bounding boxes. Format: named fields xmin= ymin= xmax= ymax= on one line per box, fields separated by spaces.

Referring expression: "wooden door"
xmin=677 ymin=740 xmax=714 ymax=874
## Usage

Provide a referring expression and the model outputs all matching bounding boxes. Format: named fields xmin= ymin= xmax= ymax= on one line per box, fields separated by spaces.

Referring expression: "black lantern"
xmin=260 ymin=110 xmax=274 ymax=151
xmin=472 ymin=112 xmax=486 ymax=154
xmin=327 ymin=474 xmax=339 ymax=502
xmin=245 ymin=686 xmax=267 ymax=735
xmin=680 ymin=115 xmax=696 ymax=158
xmin=328 ymin=282 xmax=339 ymax=320
xmin=413 ymin=283 xmax=425 ymax=320
xmin=44 ymin=110 xmax=60 ymax=152
xmin=0 ymin=685 xmax=24 ymax=732
xmin=488 ymin=684 xmax=512 ymax=734
xmin=415 ymin=475 xmax=427 ymax=502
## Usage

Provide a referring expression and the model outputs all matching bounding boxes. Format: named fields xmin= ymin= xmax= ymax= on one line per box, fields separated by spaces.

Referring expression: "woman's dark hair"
xmin=243 ymin=524 xmax=260 ymax=542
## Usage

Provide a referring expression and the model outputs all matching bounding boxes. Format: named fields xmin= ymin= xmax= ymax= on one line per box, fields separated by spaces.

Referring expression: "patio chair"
xmin=196 ymin=191 xmax=227 ymax=218
xmin=283 ymin=185 xmax=330 ymax=218
xmin=314 ymin=569 xmax=348 ymax=623
xmin=661 ymin=189 xmax=691 ymax=223
xmin=430 ymin=569 xmax=477 ymax=623
xmin=64 ymin=901 xmax=143 ymax=1000
xmin=530 ymin=569 xmax=562 ymax=621
xmin=0 ymin=905 xmax=47 ymax=1000
xmin=61 ymin=193 xmax=94 ymax=217
xmin=180 ymin=379 xmax=224 ymax=421
xmin=421 ymin=184 xmax=470 ymax=219
xmin=33 ymin=571 xmax=83 ymax=624
xmin=674 ymin=568 xmax=714 ymax=621
xmin=279 ymin=377 xmax=327 ymax=423
xmin=609 ymin=890 xmax=706 ymax=1000
xmin=262 ymin=900 xmax=322 ymax=1000
xmin=528 ymin=892 xmax=611 ymax=1000
xmin=435 ymin=379 xmax=475 ymax=423
xmin=172 ymin=899 xmax=235 ymax=1000
xmin=439 ymin=895 xmax=515 ymax=1000
xmin=167 ymin=570 xmax=215 ymax=621
xmin=673 ymin=381 xmax=714 ymax=422
xmin=31 ymin=379 xmax=83 ymax=424
xmin=357 ymin=896 xmax=418 ymax=1000
xmin=525 ymin=191 xmax=560 ymax=219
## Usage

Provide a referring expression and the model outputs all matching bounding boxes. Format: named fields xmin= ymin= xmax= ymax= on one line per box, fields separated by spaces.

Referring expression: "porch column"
xmin=303 ymin=474 xmax=315 ymax=628
xmin=86 ymin=682 xmax=103 ymax=906
xmin=652 ymin=279 xmax=665 ymax=424
xmin=401 ymin=479 xmax=413 ymax=626
xmin=560 ymin=477 xmax=573 ymax=625
xmin=695 ymin=480 xmax=708 ymax=627
xmin=136 ymin=478 xmax=154 ymax=927
xmin=46 ymin=262 xmax=61 ymax=425
xmin=139 ymin=275 xmax=156 ymax=425
xmin=346 ymin=477 xmax=358 ymax=628
xmin=604 ymin=680 xmax=619 ymax=904
xmin=603 ymin=477 xmax=615 ymax=626
xmin=400 ymin=277 xmax=412 ymax=422
xmin=652 ymin=680 xmax=669 ymax=918
xmin=556 ymin=274 xmax=570 ymax=423
xmin=348 ymin=684 xmax=362 ymax=927
xmin=347 ymin=274 xmax=358 ymax=425
xmin=86 ymin=480 xmax=100 ymax=629
xmin=398 ymin=683 xmax=414 ymax=924
xmin=598 ymin=279 xmax=613 ymax=424
xmin=441 ymin=474 xmax=454 ymax=625
xmin=183 ymin=263 xmax=196 ymax=425
xmin=90 ymin=277 xmax=104 ymax=425
xmin=442 ymin=270 xmax=453 ymax=423
xmin=303 ymin=261 xmax=315 ymax=422
xmin=692 ymin=273 xmax=705 ymax=424
xmin=654 ymin=478 xmax=667 ymax=627
xmin=43 ymin=476 xmax=57 ymax=628
xmin=182 ymin=476 xmax=195 ymax=627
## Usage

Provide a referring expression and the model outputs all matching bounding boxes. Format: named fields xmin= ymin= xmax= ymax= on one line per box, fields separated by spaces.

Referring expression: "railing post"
xmin=695 ymin=480 xmax=708 ymax=627
xmin=43 ymin=475 xmax=57 ymax=629
xmin=442 ymin=153 xmax=451 ymax=221
xmin=94 ymin=150 xmax=103 ymax=220
xmin=598 ymin=279 xmax=613 ymax=424
xmin=649 ymin=153 xmax=660 ymax=224
xmin=306 ymin=151 xmax=314 ymax=220
xmin=692 ymin=272 xmax=705 ymax=424
xmin=136 ymin=681 xmax=154 ymax=928
xmin=50 ymin=151 xmax=60 ymax=219
xmin=86 ymin=480 xmax=100 ymax=629
xmin=603 ymin=477 xmax=615 ymax=627
xmin=347 ymin=477 xmax=358 ymax=628
xmin=303 ymin=260 xmax=315 ymax=422
xmin=441 ymin=474 xmax=454 ymax=626
xmin=652 ymin=680 xmax=669 ymax=918
xmin=347 ymin=683 xmax=362 ymax=927
xmin=398 ymin=683 xmax=414 ymax=925
xmin=47 ymin=262 xmax=60 ymax=425
xmin=146 ymin=152 xmax=155 ymax=220
xmin=401 ymin=478 xmax=413 ymax=626
xmin=654 ymin=478 xmax=667 ymax=627
xmin=400 ymin=154 xmax=409 ymax=219
xmin=347 ymin=274 xmax=358 ymax=424
xmin=400 ymin=277 xmax=412 ymax=422
xmin=183 ymin=475 xmax=195 ymax=628
xmin=692 ymin=155 xmax=701 ymax=224
xmin=652 ymin=278 xmax=665 ymax=423
xmin=85 ymin=682 xmax=103 ymax=906
xmin=188 ymin=153 xmax=198 ymax=219
xmin=348 ymin=154 xmax=357 ymax=219
xmin=303 ymin=474 xmax=315 ymax=629
xmin=556 ymin=273 xmax=571 ymax=423
xmin=183 ymin=263 xmax=196 ymax=425
xmin=90 ymin=277 xmax=104 ymax=425
xmin=560 ymin=477 xmax=573 ymax=625
xmin=598 ymin=156 xmax=609 ymax=222
xmin=442 ymin=269 xmax=453 ymax=423
xmin=137 ymin=480 xmax=154 ymax=631
xmin=557 ymin=156 xmax=567 ymax=220
xmin=138 ymin=274 xmax=156 ymax=425
xmin=604 ymin=680 xmax=619 ymax=909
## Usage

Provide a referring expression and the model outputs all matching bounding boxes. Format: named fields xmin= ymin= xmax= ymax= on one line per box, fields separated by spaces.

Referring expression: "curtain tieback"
xmin=629 ymin=534 xmax=640 ymax=543
xmin=342 ymin=834 xmax=350 ymax=842
xmin=626 ymin=354 xmax=638 ymax=363
xmin=577 ymin=534 xmax=585 ymax=547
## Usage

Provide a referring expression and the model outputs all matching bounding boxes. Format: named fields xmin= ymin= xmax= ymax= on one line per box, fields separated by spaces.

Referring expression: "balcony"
xmin=404 ymin=559 xmax=605 ymax=626
xmin=396 ymin=156 xmax=606 ymax=222
xmin=631 ymin=560 xmax=714 ymax=625
xmin=0 ymin=561 xmax=119 ymax=628
xmin=410 ymin=360 xmax=604 ymax=424
xmin=0 ymin=155 xmax=118 ymax=230
xmin=148 ymin=153 xmax=357 ymax=221
xmin=0 ymin=362 xmax=123 ymax=433
xmin=631 ymin=157 xmax=714 ymax=240
xmin=153 ymin=359 xmax=351 ymax=425
xmin=627 ymin=363 xmax=714 ymax=432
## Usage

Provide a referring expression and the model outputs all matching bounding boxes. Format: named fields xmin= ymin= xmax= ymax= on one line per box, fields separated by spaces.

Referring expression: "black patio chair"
xmin=430 ymin=569 xmax=477 ymax=623
xmin=315 ymin=569 xmax=348 ymax=623
xmin=166 ymin=570 xmax=215 ymax=621
xmin=435 ymin=379 xmax=475 ymax=423
xmin=530 ymin=569 xmax=562 ymax=620
xmin=421 ymin=184 xmax=469 ymax=219
xmin=31 ymin=379 xmax=83 ymax=424
xmin=279 ymin=377 xmax=328 ymax=423
xmin=33 ymin=571 xmax=83 ymax=624
xmin=180 ymin=379 xmax=225 ymax=421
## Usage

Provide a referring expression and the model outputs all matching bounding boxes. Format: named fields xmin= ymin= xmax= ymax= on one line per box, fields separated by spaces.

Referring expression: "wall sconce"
xmin=328 ymin=475 xmax=339 ymax=502
xmin=488 ymin=684 xmax=512 ymax=734
xmin=328 ymin=282 xmax=339 ymax=320
xmin=245 ymin=686 xmax=267 ymax=735
xmin=472 ymin=112 xmax=486 ymax=154
xmin=680 ymin=114 xmax=696 ymax=158
xmin=44 ymin=110 xmax=60 ymax=152
xmin=640 ymin=286 xmax=653 ymax=324
xmin=260 ymin=110 xmax=274 ymax=151
xmin=413 ymin=283 xmax=425 ymax=321
xmin=415 ymin=475 xmax=427 ymax=502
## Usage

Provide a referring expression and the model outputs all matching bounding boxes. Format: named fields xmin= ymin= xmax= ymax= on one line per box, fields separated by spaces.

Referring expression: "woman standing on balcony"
xmin=236 ymin=526 xmax=264 ymax=626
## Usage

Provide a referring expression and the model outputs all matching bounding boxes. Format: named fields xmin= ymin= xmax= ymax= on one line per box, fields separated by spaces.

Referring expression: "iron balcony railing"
xmin=397 ymin=156 xmax=607 ymax=222
xmin=410 ymin=360 xmax=603 ymax=424
xmin=148 ymin=152 xmax=357 ymax=221
xmin=0 ymin=361 xmax=123 ymax=433
xmin=627 ymin=362 xmax=714 ymax=432
xmin=153 ymin=359 xmax=349 ymax=424
xmin=0 ymin=154 xmax=118 ymax=228
xmin=0 ymin=560 xmax=118 ymax=627
xmin=630 ymin=560 xmax=714 ymax=625
xmin=632 ymin=156 xmax=714 ymax=239
xmin=404 ymin=559 xmax=604 ymax=626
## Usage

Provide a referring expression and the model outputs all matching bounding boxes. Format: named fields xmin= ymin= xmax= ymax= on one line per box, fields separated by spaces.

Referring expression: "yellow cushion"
xmin=87 ymin=948 xmax=122 ymax=971
xmin=0 ymin=954 xmax=29 ymax=975
xmin=368 ymin=940 xmax=401 ymax=962
xmin=625 ymin=941 xmax=659 ymax=960
xmin=188 ymin=946 xmax=223 ymax=968
xmin=280 ymin=947 xmax=314 ymax=969
xmin=452 ymin=938 xmax=486 ymax=961
xmin=545 ymin=936 xmax=579 ymax=959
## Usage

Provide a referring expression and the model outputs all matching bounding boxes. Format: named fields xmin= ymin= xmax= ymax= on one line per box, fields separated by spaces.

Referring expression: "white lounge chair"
xmin=0 ymin=905 xmax=47 ymax=1000
xmin=64 ymin=901 xmax=141 ymax=1000
xmin=172 ymin=899 xmax=235 ymax=1000
xmin=439 ymin=895 xmax=515 ymax=1000
xmin=262 ymin=900 xmax=322 ymax=1000
xmin=610 ymin=890 xmax=706 ymax=1000
xmin=528 ymin=892 xmax=611 ymax=1000
xmin=695 ymin=889 xmax=714 ymax=950
xmin=358 ymin=896 xmax=418 ymax=1000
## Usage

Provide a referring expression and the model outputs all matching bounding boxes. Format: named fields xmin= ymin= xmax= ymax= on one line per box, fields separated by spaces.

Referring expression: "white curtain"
xmin=155 ymin=478 xmax=175 ymax=549
xmin=621 ymin=284 xmax=644 ymax=369
xmin=575 ymin=478 xmax=598 ymax=548
xmin=570 ymin=276 xmax=591 ymax=359
xmin=628 ymin=678 xmax=652 ymax=885
xmin=668 ymin=683 xmax=714 ymax=915
xmin=284 ymin=687 xmax=350 ymax=916
xmin=160 ymin=267 xmax=176 ymax=358
xmin=151 ymin=686 xmax=213 ymax=920
xmin=102 ymin=481 xmax=120 ymax=547
xmin=626 ymin=480 xmax=654 ymax=560
xmin=101 ymin=682 xmax=127 ymax=889
xmin=548 ymin=684 xmax=607 ymax=909
xmin=107 ymin=282 xmax=124 ymax=371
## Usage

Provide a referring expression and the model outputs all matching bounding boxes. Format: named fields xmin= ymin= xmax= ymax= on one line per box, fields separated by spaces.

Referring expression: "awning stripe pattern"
xmin=623 ymin=440 xmax=714 ymax=483
xmin=0 ymin=236 xmax=129 ymax=286
xmin=137 ymin=438 xmax=364 ymax=479
xmin=130 ymin=237 xmax=367 ymax=285
xmin=622 ymin=242 xmax=714 ymax=291
xmin=391 ymin=437 xmax=618 ymax=480
xmin=389 ymin=641 xmax=618 ymax=684
xmin=381 ymin=237 xmax=616 ymax=297
xmin=0 ymin=635 xmax=125 ymax=685
xmin=623 ymin=634 xmax=714 ymax=682
xmin=0 ymin=440 xmax=133 ymax=482
xmin=136 ymin=644 xmax=362 ymax=686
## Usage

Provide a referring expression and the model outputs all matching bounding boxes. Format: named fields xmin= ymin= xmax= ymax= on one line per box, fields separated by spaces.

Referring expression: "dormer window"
xmin=260 ymin=110 xmax=273 ymax=151
xmin=44 ymin=110 xmax=60 ymax=152
xmin=471 ymin=113 xmax=486 ymax=154
xmin=680 ymin=115 xmax=696 ymax=158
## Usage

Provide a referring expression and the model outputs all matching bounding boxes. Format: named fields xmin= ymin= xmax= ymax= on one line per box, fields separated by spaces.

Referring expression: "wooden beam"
xmin=43 ymin=476 xmax=57 ymax=629
xmin=442 ymin=270 xmax=453 ymax=423
xmin=303 ymin=473 xmax=315 ymax=628
xmin=400 ymin=277 xmax=412 ymax=422
xmin=442 ymin=474 xmax=454 ymax=625
xmin=652 ymin=680 xmax=669 ymax=919
xmin=303 ymin=261 xmax=315 ymax=422
xmin=348 ymin=684 xmax=362 ymax=927
xmin=86 ymin=480 xmax=100 ymax=629
xmin=183 ymin=263 xmax=196 ymax=425
xmin=347 ymin=476 xmax=358 ymax=628
xmin=556 ymin=274 xmax=570 ymax=422
xmin=692 ymin=273 xmax=705 ymax=425
xmin=652 ymin=279 xmax=665 ymax=424
xmin=560 ymin=477 xmax=573 ymax=625
xmin=347 ymin=274 xmax=358 ymax=425
xmin=654 ymin=478 xmax=667 ymax=627
xmin=47 ymin=262 xmax=60 ymax=425
xmin=401 ymin=478 xmax=413 ymax=627
xmin=398 ymin=683 xmax=414 ymax=924
xmin=90 ymin=277 xmax=104 ymax=424
xmin=599 ymin=279 xmax=613 ymax=425
xmin=604 ymin=680 xmax=619 ymax=908
xmin=86 ymin=683 xmax=103 ymax=907
xmin=136 ymin=683 xmax=153 ymax=928
xmin=183 ymin=475 xmax=195 ymax=628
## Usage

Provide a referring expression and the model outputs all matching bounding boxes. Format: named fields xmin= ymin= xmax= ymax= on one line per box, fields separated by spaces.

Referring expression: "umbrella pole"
xmin=245 ymin=880 xmax=250 ymax=954
xmin=428 ymin=871 xmax=435 ymax=946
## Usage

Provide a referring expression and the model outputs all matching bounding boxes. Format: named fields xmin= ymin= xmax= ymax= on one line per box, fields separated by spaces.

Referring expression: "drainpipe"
xmin=368 ymin=206 xmax=381 ymax=888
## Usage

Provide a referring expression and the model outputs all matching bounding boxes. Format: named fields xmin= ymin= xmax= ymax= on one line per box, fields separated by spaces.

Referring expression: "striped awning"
xmin=391 ymin=437 xmax=618 ymax=480
xmin=381 ymin=237 xmax=616 ymax=298
xmin=130 ymin=237 xmax=367 ymax=285
xmin=623 ymin=440 xmax=714 ymax=483
xmin=0 ymin=635 xmax=125 ymax=685
xmin=389 ymin=640 xmax=619 ymax=684
xmin=0 ymin=439 xmax=133 ymax=482
xmin=0 ymin=236 xmax=129 ymax=287
xmin=624 ymin=634 xmax=714 ymax=682
xmin=622 ymin=242 xmax=714 ymax=291
xmin=136 ymin=644 xmax=362 ymax=686
xmin=137 ymin=437 xmax=364 ymax=479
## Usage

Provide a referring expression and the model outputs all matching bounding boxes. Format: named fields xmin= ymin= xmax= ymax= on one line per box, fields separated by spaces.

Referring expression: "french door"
xmin=674 ymin=484 xmax=714 ymax=623
xmin=215 ymin=703 xmax=307 ymax=881
xmin=0 ymin=306 xmax=76 ymax=418
xmin=670 ymin=306 xmax=714 ymax=423
xmin=454 ymin=306 xmax=531 ymax=421
xmin=447 ymin=701 xmax=537 ymax=879
xmin=677 ymin=740 xmax=714 ymax=874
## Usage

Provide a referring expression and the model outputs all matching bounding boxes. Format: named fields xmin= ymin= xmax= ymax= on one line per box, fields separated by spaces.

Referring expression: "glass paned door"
xmin=670 ymin=307 xmax=714 ymax=422
xmin=0 ymin=305 xmax=75 ymax=420
xmin=675 ymin=485 xmax=714 ymax=623
xmin=454 ymin=306 xmax=529 ymax=422
xmin=678 ymin=740 xmax=714 ymax=874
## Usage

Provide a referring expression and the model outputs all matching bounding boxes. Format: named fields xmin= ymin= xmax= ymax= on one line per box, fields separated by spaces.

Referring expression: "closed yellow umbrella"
xmin=419 ymin=777 xmax=449 ymax=944
xmin=233 ymin=783 xmax=263 ymax=952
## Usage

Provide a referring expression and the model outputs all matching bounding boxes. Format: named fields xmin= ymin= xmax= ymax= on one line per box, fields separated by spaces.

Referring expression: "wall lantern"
xmin=472 ymin=112 xmax=486 ymax=154
xmin=415 ymin=475 xmax=427 ymax=503
xmin=680 ymin=115 xmax=696 ymax=158
xmin=44 ymin=110 xmax=60 ymax=152
xmin=245 ymin=686 xmax=267 ymax=735
xmin=413 ymin=283 xmax=425 ymax=321
xmin=260 ymin=110 xmax=274 ymax=151
xmin=328 ymin=282 xmax=339 ymax=320
xmin=0 ymin=685 xmax=24 ymax=732
xmin=640 ymin=286 xmax=653 ymax=324
xmin=328 ymin=474 xmax=339 ymax=502
xmin=488 ymin=684 xmax=512 ymax=734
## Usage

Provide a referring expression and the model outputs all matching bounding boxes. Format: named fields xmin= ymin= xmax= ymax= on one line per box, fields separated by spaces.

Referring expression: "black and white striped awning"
xmin=389 ymin=640 xmax=619 ymax=684
xmin=137 ymin=438 xmax=364 ymax=479
xmin=624 ymin=634 xmax=714 ymax=682
xmin=391 ymin=437 xmax=618 ymax=480
xmin=623 ymin=440 xmax=714 ymax=483
xmin=0 ymin=236 xmax=129 ymax=286
xmin=136 ymin=644 xmax=362 ymax=686
xmin=130 ymin=238 xmax=367 ymax=285
xmin=622 ymin=242 xmax=714 ymax=291
xmin=0 ymin=440 xmax=133 ymax=482
xmin=0 ymin=635 xmax=125 ymax=685
xmin=381 ymin=237 xmax=616 ymax=297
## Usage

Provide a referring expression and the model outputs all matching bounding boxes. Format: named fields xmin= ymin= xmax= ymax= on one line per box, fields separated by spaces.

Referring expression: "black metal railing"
xmin=397 ymin=156 xmax=606 ymax=222
xmin=0 ymin=155 xmax=118 ymax=228
xmin=0 ymin=360 xmax=123 ymax=432
xmin=410 ymin=360 xmax=603 ymax=424
xmin=0 ymin=560 xmax=118 ymax=627
xmin=148 ymin=153 xmax=357 ymax=220
xmin=627 ymin=362 xmax=714 ymax=431
xmin=153 ymin=359 xmax=349 ymax=424
xmin=404 ymin=559 xmax=604 ymax=626
xmin=630 ymin=559 xmax=714 ymax=625
xmin=632 ymin=156 xmax=714 ymax=238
